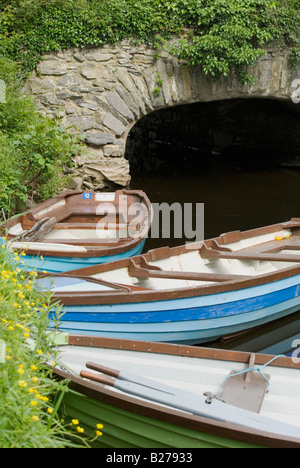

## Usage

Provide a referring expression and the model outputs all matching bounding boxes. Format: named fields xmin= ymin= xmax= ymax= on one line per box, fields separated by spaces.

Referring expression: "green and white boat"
xmin=52 ymin=334 xmax=300 ymax=448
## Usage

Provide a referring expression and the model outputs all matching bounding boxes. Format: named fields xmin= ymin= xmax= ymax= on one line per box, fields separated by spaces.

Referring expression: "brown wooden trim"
xmin=53 ymin=261 xmax=300 ymax=305
xmin=67 ymin=334 xmax=300 ymax=369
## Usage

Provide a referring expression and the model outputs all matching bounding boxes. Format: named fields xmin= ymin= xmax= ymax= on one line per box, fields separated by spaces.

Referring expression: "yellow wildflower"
xmin=18 ymin=380 xmax=27 ymax=388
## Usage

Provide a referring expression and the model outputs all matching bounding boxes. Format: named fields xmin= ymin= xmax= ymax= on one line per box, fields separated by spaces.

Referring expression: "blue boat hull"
xmin=19 ymin=239 xmax=146 ymax=273
xmin=48 ymin=274 xmax=300 ymax=345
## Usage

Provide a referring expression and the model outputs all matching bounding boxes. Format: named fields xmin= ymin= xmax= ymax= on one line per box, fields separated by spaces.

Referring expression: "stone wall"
xmin=25 ymin=41 xmax=300 ymax=189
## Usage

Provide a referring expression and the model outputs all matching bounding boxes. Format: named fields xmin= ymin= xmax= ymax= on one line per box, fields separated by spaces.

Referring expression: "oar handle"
xmin=80 ymin=369 xmax=115 ymax=387
xmin=86 ymin=361 xmax=120 ymax=378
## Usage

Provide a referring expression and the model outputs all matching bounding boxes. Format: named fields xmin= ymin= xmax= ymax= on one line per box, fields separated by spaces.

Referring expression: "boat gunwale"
xmin=52 ymin=334 xmax=300 ymax=448
xmin=48 ymin=261 xmax=300 ymax=306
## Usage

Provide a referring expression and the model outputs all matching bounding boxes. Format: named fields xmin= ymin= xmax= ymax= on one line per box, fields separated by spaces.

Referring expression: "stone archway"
xmin=25 ymin=40 xmax=300 ymax=189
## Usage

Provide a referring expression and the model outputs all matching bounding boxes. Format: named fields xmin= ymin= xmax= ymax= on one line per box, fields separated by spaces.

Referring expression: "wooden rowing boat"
xmin=40 ymin=218 xmax=300 ymax=344
xmin=51 ymin=333 xmax=300 ymax=448
xmin=0 ymin=189 xmax=152 ymax=273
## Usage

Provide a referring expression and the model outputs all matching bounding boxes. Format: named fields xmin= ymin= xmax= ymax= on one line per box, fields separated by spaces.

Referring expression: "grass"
xmin=0 ymin=239 xmax=103 ymax=447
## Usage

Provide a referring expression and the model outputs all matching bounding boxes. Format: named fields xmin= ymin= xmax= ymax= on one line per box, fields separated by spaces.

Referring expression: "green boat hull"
xmin=62 ymin=390 xmax=262 ymax=448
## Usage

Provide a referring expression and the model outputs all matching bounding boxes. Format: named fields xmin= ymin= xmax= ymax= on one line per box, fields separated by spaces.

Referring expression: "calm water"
xmin=130 ymin=166 xmax=300 ymax=354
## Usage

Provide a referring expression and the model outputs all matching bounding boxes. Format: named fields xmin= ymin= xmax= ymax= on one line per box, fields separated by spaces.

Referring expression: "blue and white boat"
xmin=41 ymin=218 xmax=300 ymax=345
xmin=1 ymin=189 xmax=152 ymax=273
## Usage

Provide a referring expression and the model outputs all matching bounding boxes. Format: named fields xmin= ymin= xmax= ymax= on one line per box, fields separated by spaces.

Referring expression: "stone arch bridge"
xmin=25 ymin=41 xmax=300 ymax=189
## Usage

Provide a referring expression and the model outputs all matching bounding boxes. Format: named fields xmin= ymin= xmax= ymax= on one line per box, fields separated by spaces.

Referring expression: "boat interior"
xmin=85 ymin=224 xmax=300 ymax=291
xmin=2 ymin=190 xmax=150 ymax=251
xmin=55 ymin=337 xmax=300 ymax=431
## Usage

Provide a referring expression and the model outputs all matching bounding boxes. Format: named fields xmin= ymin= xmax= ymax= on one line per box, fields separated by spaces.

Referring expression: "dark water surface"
xmin=130 ymin=166 xmax=300 ymax=355
xmin=131 ymin=168 xmax=300 ymax=249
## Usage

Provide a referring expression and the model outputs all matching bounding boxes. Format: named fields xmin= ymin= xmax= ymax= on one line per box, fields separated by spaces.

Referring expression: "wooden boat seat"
xmin=128 ymin=259 xmax=252 ymax=283
xmin=53 ymin=222 xmax=140 ymax=231
xmin=220 ymin=354 xmax=270 ymax=413
xmin=199 ymin=242 xmax=300 ymax=263
xmin=48 ymin=273 xmax=150 ymax=293
xmin=27 ymin=237 xmax=134 ymax=247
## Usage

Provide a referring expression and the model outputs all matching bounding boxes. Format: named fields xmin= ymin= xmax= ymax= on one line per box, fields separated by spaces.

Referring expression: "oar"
xmin=80 ymin=363 xmax=300 ymax=440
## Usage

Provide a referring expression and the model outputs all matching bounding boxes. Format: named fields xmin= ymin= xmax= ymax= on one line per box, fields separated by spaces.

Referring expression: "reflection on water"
xmin=206 ymin=310 xmax=300 ymax=357
xmin=130 ymin=166 xmax=300 ymax=354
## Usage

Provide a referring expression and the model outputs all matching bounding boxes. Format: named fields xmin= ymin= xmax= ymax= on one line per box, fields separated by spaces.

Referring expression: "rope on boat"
xmin=225 ymin=354 xmax=286 ymax=388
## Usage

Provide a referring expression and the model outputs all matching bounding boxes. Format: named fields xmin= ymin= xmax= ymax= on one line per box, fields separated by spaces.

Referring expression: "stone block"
xmin=66 ymin=116 xmax=94 ymax=131
xmin=103 ymin=112 xmax=126 ymax=136
xmin=74 ymin=53 xmax=86 ymax=63
xmin=105 ymin=91 xmax=134 ymax=120
xmin=86 ymin=158 xmax=130 ymax=186
xmin=57 ymin=73 xmax=82 ymax=87
xmin=85 ymin=51 xmax=113 ymax=62
xmin=116 ymin=85 xmax=140 ymax=118
xmin=76 ymin=99 xmax=100 ymax=110
xmin=85 ymin=131 xmax=116 ymax=147
xmin=27 ymin=78 xmax=56 ymax=95
xmin=38 ymin=61 xmax=67 ymax=76
xmin=103 ymin=144 xmax=124 ymax=157
xmin=80 ymin=64 xmax=100 ymax=80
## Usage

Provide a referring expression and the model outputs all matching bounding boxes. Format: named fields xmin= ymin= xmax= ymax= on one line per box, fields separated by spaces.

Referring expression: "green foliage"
xmin=168 ymin=0 xmax=300 ymax=82
xmin=0 ymin=58 xmax=81 ymax=219
xmin=0 ymin=241 xmax=104 ymax=447
xmin=0 ymin=243 xmax=74 ymax=448
xmin=0 ymin=133 xmax=27 ymax=216
xmin=0 ymin=0 xmax=299 ymax=81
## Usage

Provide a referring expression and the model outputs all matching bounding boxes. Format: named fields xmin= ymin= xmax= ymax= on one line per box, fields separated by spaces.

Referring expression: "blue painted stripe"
xmin=50 ymin=297 xmax=300 ymax=344
xmin=54 ymin=285 xmax=298 ymax=323
xmin=51 ymin=276 xmax=300 ymax=324
xmin=18 ymin=239 xmax=146 ymax=273
xmin=55 ymin=297 xmax=300 ymax=333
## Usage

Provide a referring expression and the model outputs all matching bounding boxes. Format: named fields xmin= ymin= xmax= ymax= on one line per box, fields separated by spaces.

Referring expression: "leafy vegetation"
xmin=0 ymin=0 xmax=299 ymax=81
xmin=0 ymin=242 xmax=75 ymax=447
xmin=0 ymin=241 xmax=104 ymax=447
xmin=0 ymin=58 xmax=81 ymax=220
